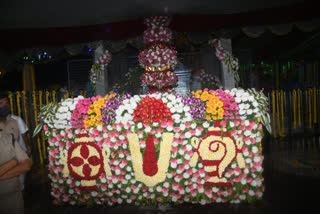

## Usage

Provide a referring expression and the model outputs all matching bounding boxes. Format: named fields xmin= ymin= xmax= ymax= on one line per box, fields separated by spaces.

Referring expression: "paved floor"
xmin=24 ymin=134 xmax=320 ymax=214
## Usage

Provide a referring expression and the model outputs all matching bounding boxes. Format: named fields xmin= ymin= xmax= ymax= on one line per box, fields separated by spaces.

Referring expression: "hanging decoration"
xmin=89 ymin=49 xmax=112 ymax=89
xmin=138 ymin=16 xmax=178 ymax=93
xmin=208 ymin=38 xmax=240 ymax=84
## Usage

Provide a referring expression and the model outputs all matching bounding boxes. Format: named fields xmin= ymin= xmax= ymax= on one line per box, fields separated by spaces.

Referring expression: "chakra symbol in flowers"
xmin=190 ymin=121 xmax=245 ymax=187
xmin=67 ymin=134 xmax=104 ymax=191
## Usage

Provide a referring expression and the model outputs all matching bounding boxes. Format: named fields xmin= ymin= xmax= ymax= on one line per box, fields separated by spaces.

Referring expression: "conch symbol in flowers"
xmin=190 ymin=121 xmax=245 ymax=186
xmin=62 ymin=133 xmax=111 ymax=191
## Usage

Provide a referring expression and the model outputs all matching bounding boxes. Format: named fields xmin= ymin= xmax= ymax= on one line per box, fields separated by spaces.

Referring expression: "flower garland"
xmin=143 ymin=26 xmax=172 ymax=47
xmin=138 ymin=45 xmax=178 ymax=69
xmin=208 ymin=38 xmax=240 ymax=84
xmin=89 ymin=49 xmax=112 ymax=88
xmin=142 ymin=71 xmax=178 ymax=89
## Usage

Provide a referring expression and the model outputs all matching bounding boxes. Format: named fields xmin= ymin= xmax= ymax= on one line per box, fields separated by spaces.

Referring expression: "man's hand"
xmin=0 ymin=159 xmax=30 ymax=180
xmin=0 ymin=159 xmax=19 ymax=177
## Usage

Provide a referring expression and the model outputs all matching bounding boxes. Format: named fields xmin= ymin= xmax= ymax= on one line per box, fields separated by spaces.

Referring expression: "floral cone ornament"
xmin=67 ymin=133 xmax=105 ymax=191
xmin=190 ymin=121 xmax=245 ymax=186
xmin=139 ymin=16 xmax=178 ymax=92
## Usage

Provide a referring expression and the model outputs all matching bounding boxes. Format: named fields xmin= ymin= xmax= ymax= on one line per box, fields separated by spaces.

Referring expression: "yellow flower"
xmin=200 ymin=91 xmax=210 ymax=101
xmin=206 ymin=115 xmax=211 ymax=121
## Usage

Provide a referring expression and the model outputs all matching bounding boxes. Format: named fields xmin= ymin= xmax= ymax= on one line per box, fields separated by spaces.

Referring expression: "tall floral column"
xmin=138 ymin=16 xmax=178 ymax=93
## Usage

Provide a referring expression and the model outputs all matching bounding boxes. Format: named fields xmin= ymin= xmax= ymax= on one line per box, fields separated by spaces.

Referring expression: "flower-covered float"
xmin=34 ymin=87 xmax=270 ymax=206
xmin=33 ymin=16 xmax=271 ymax=207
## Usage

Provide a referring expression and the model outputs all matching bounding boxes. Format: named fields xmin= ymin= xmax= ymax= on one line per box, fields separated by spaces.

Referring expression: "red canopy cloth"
xmin=0 ymin=1 xmax=318 ymax=51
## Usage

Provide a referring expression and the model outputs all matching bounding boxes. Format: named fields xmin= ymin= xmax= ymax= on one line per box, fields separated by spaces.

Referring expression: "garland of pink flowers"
xmin=139 ymin=16 xmax=178 ymax=92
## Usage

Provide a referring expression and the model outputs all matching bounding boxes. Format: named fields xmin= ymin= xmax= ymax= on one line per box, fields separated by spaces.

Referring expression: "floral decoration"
xmin=144 ymin=16 xmax=171 ymax=27
xmin=71 ymin=97 xmax=96 ymax=129
xmin=140 ymin=16 xmax=178 ymax=92
xmin=192 ymin=89 xmax=224 ymax=121
xmin=138 ymin=46 xmax=178 ymax=69
xmin=142 ymin=71 xmax=178 ymax=89
xmin=38 ymin=88 xmax=267 ymax=206
xmin=208 ymin=38 xmax=240 ymax=84
xmin=84 ymin=94 xmax=116 ymax=128
xmin=143 ymin=26 xmax=172 ymax=46
xmin=89 ymin=49 xmax=112 ymax=89
xmin=200 ymin=70 xmax=222 ymax=90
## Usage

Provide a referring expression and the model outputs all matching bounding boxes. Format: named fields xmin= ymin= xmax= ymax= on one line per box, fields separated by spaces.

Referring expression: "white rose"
xmin=235 ymin=97 xmax=242 ymax=103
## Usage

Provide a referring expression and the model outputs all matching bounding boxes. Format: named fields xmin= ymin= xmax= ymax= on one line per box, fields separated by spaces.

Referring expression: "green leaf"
xmin=33 ymin=122 xmax=44 ymax=137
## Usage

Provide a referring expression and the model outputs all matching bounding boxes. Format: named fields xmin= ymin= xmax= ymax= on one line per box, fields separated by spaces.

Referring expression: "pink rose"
xmin=189 ymin=130 xmax=196 ymax=135
xmin=242 ymin=146 xmax=248 ymax=152
xmin=171 ymin=147 xmax=178 ymax=153
xmin=193 ymin=172 xmax=199 ymax=178
xmin=250 ymin=138 xmax=256 ymax=144
xmin=217 ymin=190 xmax=224 ymax=195
xmin=205 ymin=189 xmax=212 ymax=195
xmin=173 ymin=127 xmax=180 ymax=132
xmin=154 ymin=138 xmax=159 ymax=145
xmin=235 ymin=176 xmax=241 ymax=182
xmin=197 ymin=126 xmax=204 ymax=131
xmin=231 ymin=129 xmax=237 ymax=136
xmin=66 ymin=141 xmax=72 ymax=147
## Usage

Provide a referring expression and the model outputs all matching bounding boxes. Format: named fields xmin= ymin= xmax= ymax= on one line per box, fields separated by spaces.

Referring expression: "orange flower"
xmin=200 ymin=91 xmax=210 ymax=101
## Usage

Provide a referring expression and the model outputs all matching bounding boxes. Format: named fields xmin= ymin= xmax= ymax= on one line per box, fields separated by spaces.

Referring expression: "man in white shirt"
xmin=10 ymin=115 xmax=30 ymax=192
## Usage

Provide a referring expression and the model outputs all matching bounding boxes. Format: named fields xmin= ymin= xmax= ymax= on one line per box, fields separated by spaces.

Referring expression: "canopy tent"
xmin=0 ymin=0 xmax=318 ymax=51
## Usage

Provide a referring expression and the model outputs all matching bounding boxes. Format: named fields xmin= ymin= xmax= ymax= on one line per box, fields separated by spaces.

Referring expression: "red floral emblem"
xmin=67 ymin=134 xmax=104 ymax=191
